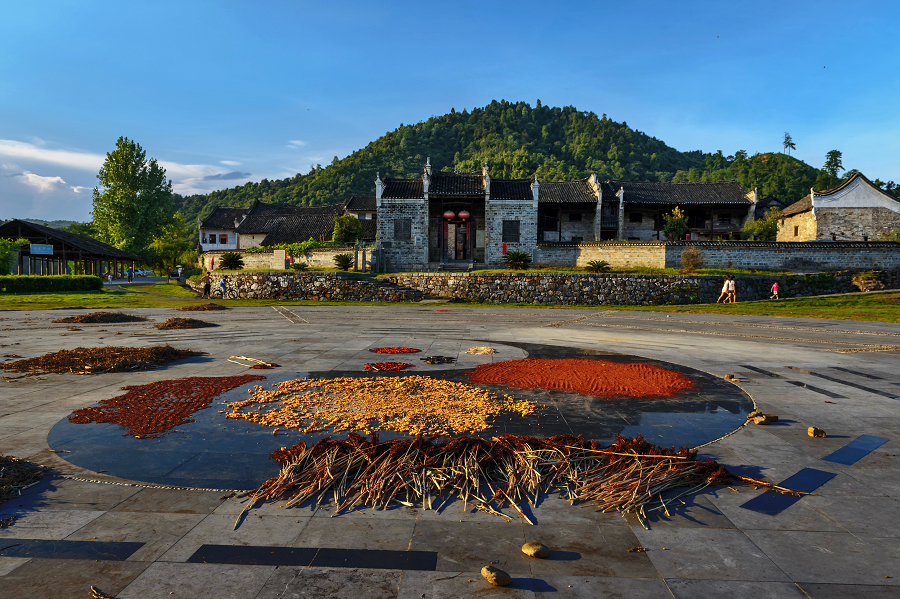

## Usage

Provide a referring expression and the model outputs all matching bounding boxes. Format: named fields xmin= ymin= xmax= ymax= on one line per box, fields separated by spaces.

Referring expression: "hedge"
xmin=0 ymin=275 xmax=104 ymax=293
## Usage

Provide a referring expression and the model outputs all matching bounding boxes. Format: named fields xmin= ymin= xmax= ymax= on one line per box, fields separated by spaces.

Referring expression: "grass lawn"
xmin=0 ymin=285 xmax=897 ymax=323
xmin=126 ymin=282 xmax=199 ymax=297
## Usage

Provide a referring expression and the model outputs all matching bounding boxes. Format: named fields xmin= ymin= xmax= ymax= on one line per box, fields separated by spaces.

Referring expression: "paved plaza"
xmin=1 ymin=305 xmax=899 ymax=598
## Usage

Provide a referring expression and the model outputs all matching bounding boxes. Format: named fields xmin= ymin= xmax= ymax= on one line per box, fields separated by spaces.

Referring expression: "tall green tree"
xmin=782 ymin=132 xmax=796 ymax=155
xmin=91 ymin=137 xmax=173 ymax=261
xmin=816 ymin=150 xmax=844 ymax=191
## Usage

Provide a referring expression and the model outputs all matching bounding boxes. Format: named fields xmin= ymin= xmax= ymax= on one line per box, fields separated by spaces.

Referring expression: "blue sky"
xmin=2 ymin=0 xmax=898 ymax=220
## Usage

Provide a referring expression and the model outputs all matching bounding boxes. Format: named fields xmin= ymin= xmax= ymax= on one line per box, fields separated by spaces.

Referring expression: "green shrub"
xmin=585 ymin=260 xmax=611 ymax=273
xmin=333 ymin=215 xmax=363 ymax=243
xmin=290 ymin=262 xmax=309 ymax=271
xmin=244 ymin=246 xmax=268 ymax=253
xmin=680 ymin=246 xmax=704 ymax=271
xmin=503 ymin=250 xmax=531 ymax=270
xmin=0 ymin=275 xmax=103 ymax=293
xmin=217 ymin=252 xmax=244 ymax=270
xmin=333 ymin=253 xmax=353 ymax=271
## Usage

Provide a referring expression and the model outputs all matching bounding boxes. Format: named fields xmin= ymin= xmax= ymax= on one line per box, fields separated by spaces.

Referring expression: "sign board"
xmin=30 ymin=244 xmax=54 ymax=255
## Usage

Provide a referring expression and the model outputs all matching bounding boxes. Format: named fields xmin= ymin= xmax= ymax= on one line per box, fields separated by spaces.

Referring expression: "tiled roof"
xmin=233 ymin=201 xmax=345 ymax=246
xmin=491 ymin=179 xmax=532 ymax=200
xmin=382 ymin=178 xmax=424 ymax=199
xmin=430 ymin=171 xmax=484 ymax=195
xmin=609 ymin=180 xmax=751 ymax=205
xmin=345 ymin=196 xmax=376 ymax=211
xmin=198 ymin=206 xmax=250 ymax=230
xmin=780 ymin=196 xmax=812 ymax=217
xmin=539 ymin=178 xmax=598 ymax=203
xmin=754 ymin=196 xmax=787 ymax=219
xmin=0 ymin=219 xmax=139 ymax=260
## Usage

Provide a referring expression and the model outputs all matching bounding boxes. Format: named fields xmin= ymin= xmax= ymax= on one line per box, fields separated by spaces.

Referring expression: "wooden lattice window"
xmin=394 ymin=218 xmax=412 ymax=241
xmin=502 ymin=220 xmax=520 ymax=243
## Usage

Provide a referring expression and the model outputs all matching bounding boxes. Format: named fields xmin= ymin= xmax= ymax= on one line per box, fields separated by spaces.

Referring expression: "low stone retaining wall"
xmin=534 ymin=241 xmax=900 ymax=271
xmin=188 ymin=272 xmax=421 ymax=302
xmin=200 ymin=249 xmax=287 ymax=271
xmin=386 ymin=271 xmax=874 ymax=305
xmin=188 ymin=270 xmax=898 ymax=305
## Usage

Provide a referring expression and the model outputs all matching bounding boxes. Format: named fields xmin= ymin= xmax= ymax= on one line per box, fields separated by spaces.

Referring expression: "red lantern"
xmin=443 ymin=210 xmax=455 ymax=220
xmin=458 ymin=210 xmax=470 ymax=220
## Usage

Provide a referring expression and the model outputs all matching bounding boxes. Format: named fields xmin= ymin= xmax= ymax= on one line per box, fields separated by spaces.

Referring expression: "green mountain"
xmin=171 ymin=100 xmax=826 ymax=223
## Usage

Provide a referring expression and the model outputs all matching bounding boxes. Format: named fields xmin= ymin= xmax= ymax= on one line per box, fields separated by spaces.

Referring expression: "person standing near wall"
xmin=201 ymin=272 xmax=211 ymax=299
xmin=770 ymin=281 xmax=780 ymax=300
xmin=218 ymin=275 xmax=228 ymax=299
xmin=125 ymin=266 xmax=133 ymax=283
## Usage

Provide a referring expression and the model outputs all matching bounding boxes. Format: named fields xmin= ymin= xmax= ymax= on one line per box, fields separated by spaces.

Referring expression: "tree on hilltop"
xmin=782 ymin=132 xmax=796 ymax=155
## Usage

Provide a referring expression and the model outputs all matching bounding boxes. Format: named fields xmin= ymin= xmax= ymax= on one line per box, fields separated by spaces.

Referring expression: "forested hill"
xmin=171 ymin=100 xmax=823 ymax=223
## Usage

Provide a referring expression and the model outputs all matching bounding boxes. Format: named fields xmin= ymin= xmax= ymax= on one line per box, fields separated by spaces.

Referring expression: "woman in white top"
xmin=726 ymin=276 xmax=736 ymax=303
xmin=716 ymin=276 xmax=730 ymax=303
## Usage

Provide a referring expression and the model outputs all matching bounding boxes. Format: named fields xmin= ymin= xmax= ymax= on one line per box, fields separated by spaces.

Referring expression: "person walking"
xmin=716 ymin=276 xmax=730 ymax=303
xmin=218 ymin=275 xmax=228 ymax=299
xmin=125 ymin=266 xmax=134 ymax=283
xmin=727 ymin=276 xmax=737 ymax=303
xmin=201 ymin=272 xmax=211 ymax=299
xmin=770 ymin=281 xmax=780 ymax=300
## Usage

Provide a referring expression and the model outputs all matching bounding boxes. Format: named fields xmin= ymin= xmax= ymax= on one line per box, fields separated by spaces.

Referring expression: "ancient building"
xmin=777 ymin=173 xmax=900 ymax=242
xmin=374 ymin=159 xmax=756 ymax=270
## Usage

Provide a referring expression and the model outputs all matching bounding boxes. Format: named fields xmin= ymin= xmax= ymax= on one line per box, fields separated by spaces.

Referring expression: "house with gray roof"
xmin=373 ymin=158 xmax=757 ymax=270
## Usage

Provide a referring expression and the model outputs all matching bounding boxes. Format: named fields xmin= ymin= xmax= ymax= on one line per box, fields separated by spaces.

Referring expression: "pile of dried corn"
xmin=466 ymin=347 xmax=496 ymax=355
xmin=369 ymin=347 xmax=420 ymax=354
xmin=3 ymin=345 xmax=204 ymax=375
xmin=154 ymin=317 xmax=218 ymax=330
xmin=52 ymin=312 xmax=147 ymax=324
xmin=244 ymin=433 xmax=742 ymax=526
xmin=467 ymin=358 xmax=695 ymax=398
xmin=227 ymin=376 xmax=538 ymax=436
xmin=69 ymin=375 xmax=265 ymax=438
xmin=176 ymin=303 xmax=230 ymax=311
xmin=364 ymin=362 xmax=414 ymax=372
xmin=1 ymin=454 xmax=48 ymax=506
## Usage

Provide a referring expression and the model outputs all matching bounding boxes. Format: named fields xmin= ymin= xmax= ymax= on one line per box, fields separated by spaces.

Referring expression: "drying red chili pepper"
xmin=368 ymin=347 xmax=421 ymax=354
xmin=466 ymin=358 xmax=695 ymax=398
xmin=68 ymin=374 xmax=265 ymax=438
xmin=364 ymin=362 xmax=415 ymax=372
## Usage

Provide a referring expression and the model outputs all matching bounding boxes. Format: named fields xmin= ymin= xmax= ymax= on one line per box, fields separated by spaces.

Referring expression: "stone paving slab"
xmin=1 ymin=305 xmax=899 ymax=596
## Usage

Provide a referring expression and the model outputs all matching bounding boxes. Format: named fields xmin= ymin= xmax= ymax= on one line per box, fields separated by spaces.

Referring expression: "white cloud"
xmin=71 ymin=186 xmax=91 ymax=193
xmin=287 ymin=140 xmax=308 ymax=149
xmin=16 ymin=171 xmax=68 ymax=192
xmin=0 ymin=139 xmax=104 ymax=171
xmin=220 ymin=160 xmax=241 ymax=166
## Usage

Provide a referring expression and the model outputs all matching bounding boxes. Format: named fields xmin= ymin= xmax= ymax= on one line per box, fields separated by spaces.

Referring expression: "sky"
xmin=1 ymin=0 xmax=898 ymax=221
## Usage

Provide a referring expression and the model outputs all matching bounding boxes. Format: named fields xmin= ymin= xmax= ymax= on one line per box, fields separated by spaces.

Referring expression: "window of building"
xmin=793 ymin=226 xmax=799 ymax=237
xmin=502 ymin=220 xmax=520 ymax=243
xmin=394 ymin=218 xmax=412 ymax=241
xmin=718 ymin=214 xmax=731 ymax=224
xmin=219 ymin=234 xmax=228 ymax=244
xmin=628 ymin=212 xmax=643 ymax=223
xmin=568 ymin=212 xmax=582 ymax=222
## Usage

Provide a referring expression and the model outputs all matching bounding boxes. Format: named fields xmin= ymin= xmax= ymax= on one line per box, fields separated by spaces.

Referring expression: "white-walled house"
xmin=197 ymin=206 xmax=249 ymax=252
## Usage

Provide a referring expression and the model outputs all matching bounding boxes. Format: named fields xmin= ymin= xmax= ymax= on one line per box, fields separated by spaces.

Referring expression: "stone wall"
xmin=385 ymin=271 xmax=869 ymax=305
xmin=533 ymin=241 xmax=900 ymax=271
xmin=485 ymin=199 xmax=537 ymax=265
xmin=817 ymin=207 xmax=900 ymax=241
xmin=777 ymin=211 xmax=817 ymax=241
xmin=201 ymin=249 xmax=287 ymax=271
xmin=188 ymin=272 xmax=422 ymax=302
xmin=186 ymin=268 xmax=898 ymax=305
xmin=377 ymin=198 xmax=428 ymax=271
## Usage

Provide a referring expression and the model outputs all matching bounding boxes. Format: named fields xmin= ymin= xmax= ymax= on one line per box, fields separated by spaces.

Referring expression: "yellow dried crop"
xmin=226 ymin=376 xmax=538 ymax=436
xmin=466 ymin=347 xmax=496 ymax=355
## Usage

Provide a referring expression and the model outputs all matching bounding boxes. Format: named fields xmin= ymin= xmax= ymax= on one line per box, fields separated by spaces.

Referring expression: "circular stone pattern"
xmin=48 ymin=341 xmax=753 ymax=490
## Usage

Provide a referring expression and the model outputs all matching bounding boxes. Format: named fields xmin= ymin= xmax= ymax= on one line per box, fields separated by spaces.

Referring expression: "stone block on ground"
xmin=481 ymin=565 xmax=511 ymax=586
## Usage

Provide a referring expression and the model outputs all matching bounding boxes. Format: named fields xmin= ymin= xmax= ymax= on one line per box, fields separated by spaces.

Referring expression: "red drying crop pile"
xmin=68 ymin=374 xmax=265 ymax=438
xmin=368 ymin=347 xmax=420 ymax=354
xmin=52 ymin=312 xmax=147 ymax=324
xmin=175 ymin=303 xmax=230 ymax=312
xmin=154 ymin=317 xmax=218 ymax=330
xmin=466 ymin=358 xmax=695 ymax=398
xmin=3 ymin=346 xmax=203 ymax=375
xmin=364 ymin=362 xmax=414 ymax=372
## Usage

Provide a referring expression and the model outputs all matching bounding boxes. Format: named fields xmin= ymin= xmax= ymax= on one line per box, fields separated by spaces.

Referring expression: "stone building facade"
xmin=777 ymin=173 xmax=900 ymax=242
xmin=373 ymin=159 xmax=756 ymax=271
